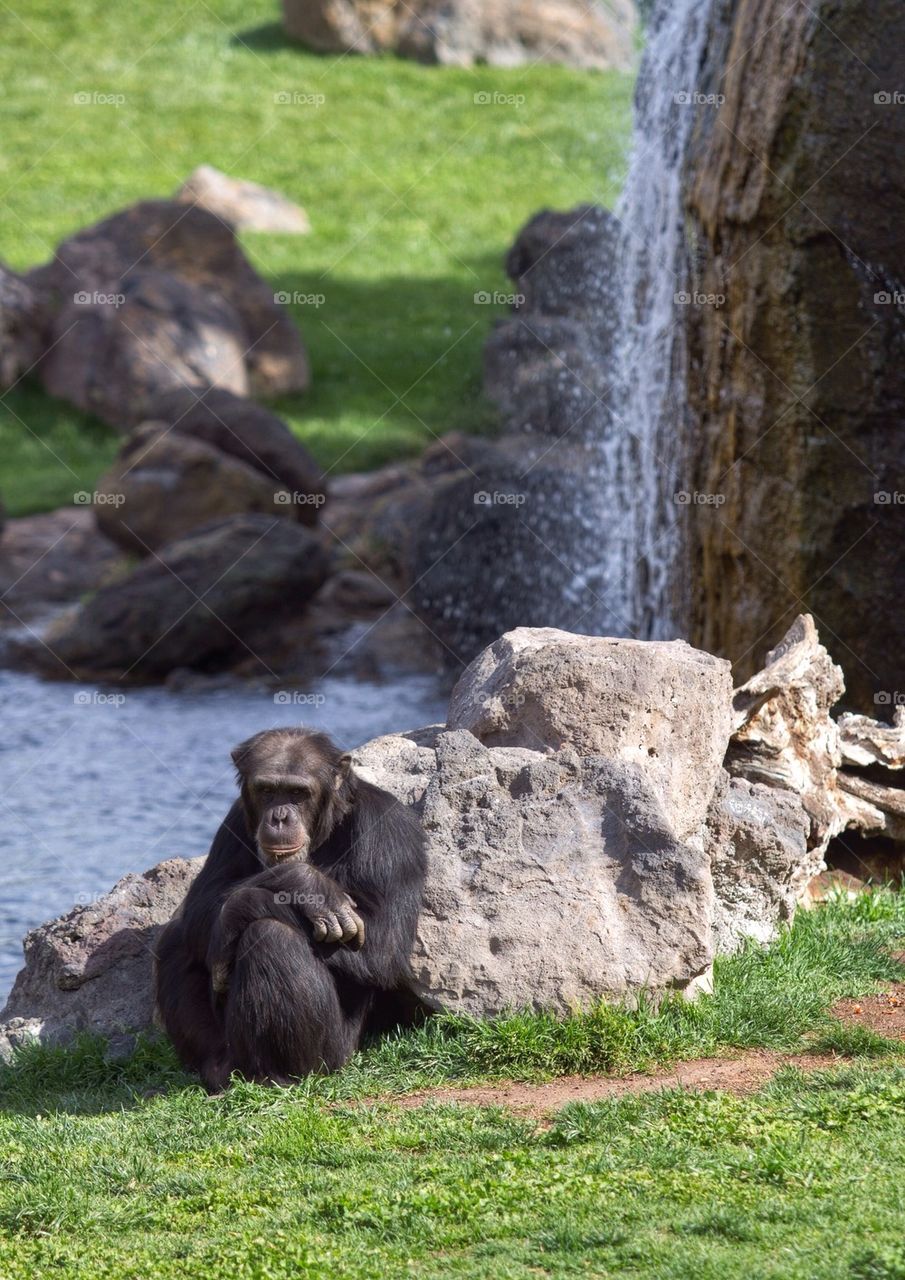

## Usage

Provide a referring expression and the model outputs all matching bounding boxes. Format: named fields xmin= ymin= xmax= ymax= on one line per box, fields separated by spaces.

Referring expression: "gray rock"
xmin=707 ymin=774 xmax=814 ymax=952
xmin=29 ymin=199 xmax=309 ymax=427
xmin=0 ymin=857 xmax=202 ymax=1057
xmin=448 ymin=627 xmax=734 ymax=843
xmin=0 ymin=260 xmax=46 ymax=389
xmin=484 ymin=205 xmax=621 ymax=440
xmin=148 ymin=388 xmax=326 ymax=522
xmin=356 ymin=727 xmax=715 ymax=1015
xmin=44 ymin=514 xmax=331 ymax=679
xmin=95 ymin=422 xmax=298 ymax=554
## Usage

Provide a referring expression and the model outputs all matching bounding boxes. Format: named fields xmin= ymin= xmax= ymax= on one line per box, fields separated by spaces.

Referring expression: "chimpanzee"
xmin=154 ymin=728 xmax=427 ymax=1090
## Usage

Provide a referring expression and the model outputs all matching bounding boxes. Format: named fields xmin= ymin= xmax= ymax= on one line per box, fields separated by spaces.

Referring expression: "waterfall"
xmin=594 ymin=0 xmax=717 ymax=638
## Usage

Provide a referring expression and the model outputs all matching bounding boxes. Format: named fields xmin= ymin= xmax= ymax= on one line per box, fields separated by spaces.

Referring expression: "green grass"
xmin=0 ymin=891 xmax=903 ymax=1278
xmin=0 ymin=0 xmax=634 ymax=516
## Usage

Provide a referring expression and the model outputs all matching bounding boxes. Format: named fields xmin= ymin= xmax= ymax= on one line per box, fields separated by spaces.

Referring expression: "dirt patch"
xmin=385 ymin=1051 xmax=842 ymax=1121
xmin=371 ymin=986 xmax=905 ymax=1121
xmin=833 ymin=982 xmax=905 ymax=1038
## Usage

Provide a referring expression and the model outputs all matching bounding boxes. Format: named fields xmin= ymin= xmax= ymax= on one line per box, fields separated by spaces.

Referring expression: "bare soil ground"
xmin=383 ymin=983 xmax=905 ymax=1121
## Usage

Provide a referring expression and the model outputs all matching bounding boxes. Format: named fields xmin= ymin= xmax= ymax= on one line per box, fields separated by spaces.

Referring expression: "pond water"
xmin=0 ymin=669 xmax=448 ymax=1000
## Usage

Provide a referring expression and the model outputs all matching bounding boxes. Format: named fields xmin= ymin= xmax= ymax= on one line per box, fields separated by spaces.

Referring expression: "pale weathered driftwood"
xmin=728 ymin=614 xmax=905 ymax=868
xmin=838 ymin=706 xmax=905 ymax=770
xmin=727 ymin=614 xmax=844 ymax=853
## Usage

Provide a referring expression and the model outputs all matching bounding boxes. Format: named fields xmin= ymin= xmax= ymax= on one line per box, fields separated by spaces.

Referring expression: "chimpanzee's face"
xmin=250 ymin=772 xmax=324 ymax=863
xmin=231 ymin=729 xmax=352 ymax=867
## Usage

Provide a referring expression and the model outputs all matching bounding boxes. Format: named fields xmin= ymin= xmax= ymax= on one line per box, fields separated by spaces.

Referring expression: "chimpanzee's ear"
xmin=231 ymin=737 xmax=254 ymax=777
xmin=334 ymin=753 xmax=352 ymax=790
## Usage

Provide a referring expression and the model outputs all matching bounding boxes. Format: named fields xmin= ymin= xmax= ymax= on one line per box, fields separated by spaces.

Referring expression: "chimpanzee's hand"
xmin=308 ymin=893 xmax=365 ymax=950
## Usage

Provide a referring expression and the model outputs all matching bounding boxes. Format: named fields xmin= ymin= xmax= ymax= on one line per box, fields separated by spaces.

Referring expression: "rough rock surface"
xmin=448 ymin=627 xmax=734 ymax=843
xmin=728 ymin=614 xmax=845 ymax=853
xmin=176 ymin=165 xmax=310 ymax=234
xmin=29 ymin=200 xmax=309 ymax=426
xmin=399 ymin=205 xmax=624 ymax=662
xmin=726 ymin=613 xmax=905 ymax=868
xmin=0 ymin=508 xmax=121 ymax=626
xmin=43 ymin=514 xmax=331 ymax=679
xmin=281 ymin=0 xmax=636 ymax=71
xmin=0 ymin=858 xmax=202 ymax=1058
xmin=95 ymin=424 xmax=296 ymax=554
xmin=682 ymin=0 xmax=905 ymax=710
xmin=707 ymin=773 xmax=813 ymax=952
xmin=149 ymin=388 xmax=326 ymax=521
xmin=355 ymin=727 xmax=716 ymax=1015
xmin=484 ymin=204 xmax=620 ymax=441
xmin=0 ymin=261 xmax=45 ymax=388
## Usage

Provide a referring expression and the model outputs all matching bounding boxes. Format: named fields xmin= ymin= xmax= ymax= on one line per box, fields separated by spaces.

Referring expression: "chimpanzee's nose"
xmin=272 ymin=806 xmax=289 ymax=825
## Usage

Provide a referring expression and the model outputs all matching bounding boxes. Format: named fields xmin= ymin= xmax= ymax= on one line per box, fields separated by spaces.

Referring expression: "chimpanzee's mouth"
xmin=262 ymin=843 xmax=305 ymax=861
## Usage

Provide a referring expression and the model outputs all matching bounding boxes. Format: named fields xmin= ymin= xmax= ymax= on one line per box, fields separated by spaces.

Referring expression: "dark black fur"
xmin=154 ymin=728 xmax=427 ymax=1090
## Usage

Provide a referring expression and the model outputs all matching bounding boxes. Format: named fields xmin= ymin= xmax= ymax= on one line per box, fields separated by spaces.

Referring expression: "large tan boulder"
xmin=30 ymin=200 xmax=309 ymax=427
xmin=448 ymin=627 xmax=734 ymax=843
xmin=281 ymin=0 xmax=636 ymax=71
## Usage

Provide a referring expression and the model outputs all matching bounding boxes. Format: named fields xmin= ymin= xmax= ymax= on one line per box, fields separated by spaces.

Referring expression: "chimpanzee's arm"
xmin=315 ymin=782 xmax=426 ymax=990
xmin=206 ymin=861 xmax=363 ymax=995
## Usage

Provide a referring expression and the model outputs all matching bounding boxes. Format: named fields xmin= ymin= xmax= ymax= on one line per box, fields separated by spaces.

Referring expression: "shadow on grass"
xmin=230 ymin=22 xmax=297 ymax=54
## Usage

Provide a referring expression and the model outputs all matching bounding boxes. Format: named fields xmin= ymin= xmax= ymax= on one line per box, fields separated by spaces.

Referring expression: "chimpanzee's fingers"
xmin=321 ymin=913 xmax=345 ymax=943
xmin=346 ymin=911 xmax=366 ymax=951
xmin=312 ymin=918 xmax=328 ymax=942
xmin=335 ymin=907 xmax=360 ymax=944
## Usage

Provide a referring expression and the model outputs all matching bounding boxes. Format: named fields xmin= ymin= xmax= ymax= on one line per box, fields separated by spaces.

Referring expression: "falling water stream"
xmin=596 ymin=0 xmax=715 ymax=638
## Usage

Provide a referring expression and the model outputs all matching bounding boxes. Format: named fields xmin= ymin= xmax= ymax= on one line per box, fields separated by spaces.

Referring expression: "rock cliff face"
xmin=682 ymin=0 xmax=905 ymax=709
